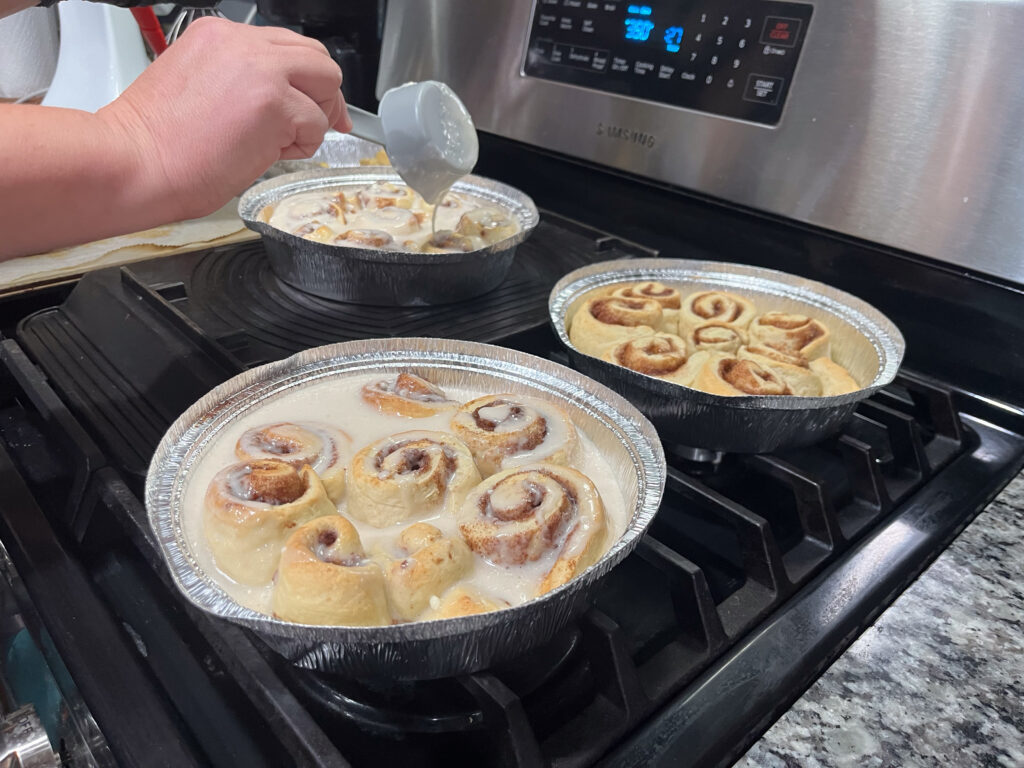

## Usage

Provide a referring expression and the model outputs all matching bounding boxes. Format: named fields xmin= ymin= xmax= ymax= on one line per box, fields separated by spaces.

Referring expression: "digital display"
xmin=623 ymin=4 xmax=685 ymax=53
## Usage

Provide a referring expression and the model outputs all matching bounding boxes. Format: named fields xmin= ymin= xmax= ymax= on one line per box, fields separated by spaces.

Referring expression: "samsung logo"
xmin=596 ymin=122 xmax=656 ymax=149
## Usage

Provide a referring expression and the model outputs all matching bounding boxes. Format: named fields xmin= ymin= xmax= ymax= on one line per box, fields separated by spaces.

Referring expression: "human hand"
xmin=98 ymin=17 xmax=351 ymax=221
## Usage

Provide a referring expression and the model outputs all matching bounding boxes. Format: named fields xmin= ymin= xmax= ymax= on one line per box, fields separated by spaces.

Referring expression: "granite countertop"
xmin=736 ymin=472 xmax=1024 ymax=768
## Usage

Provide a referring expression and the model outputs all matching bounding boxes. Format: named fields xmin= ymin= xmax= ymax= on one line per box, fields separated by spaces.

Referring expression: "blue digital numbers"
xmin=663 ymin=25 xmax=684 ymax=52
xmin=624 ymin=17 xmax=656 ymax=41
xmin=627 ymin=5 xmax=652 ymax=15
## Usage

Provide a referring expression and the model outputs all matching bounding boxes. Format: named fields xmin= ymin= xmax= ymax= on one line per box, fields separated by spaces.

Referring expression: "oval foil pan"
xmin=146 ymin=338 xmax=665 ymax=680
xmin=549 ymin=258 xmax=906 ymax=454
xmin=238 ymin=167 xmax=539 ymax=306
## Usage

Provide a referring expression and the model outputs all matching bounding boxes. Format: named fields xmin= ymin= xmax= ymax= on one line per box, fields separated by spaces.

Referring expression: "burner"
xmin=285 ymin=625 xmax=581 ymax=736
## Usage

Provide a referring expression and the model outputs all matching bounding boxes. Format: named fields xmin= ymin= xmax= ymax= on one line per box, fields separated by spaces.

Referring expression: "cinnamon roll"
xmin=455 ymin=206 xmax=519 ymax=244
xmin=569 ymin=296 xmax=663 ymax=356
xmin=738 ymin=346 xmax=822 ymax=397
xmin=451 ymin=394 xmax=579 ymax=477
xmin=385 ymin=523 xmax=473 ymax=621
xmin=457 ymin=463 xmax=607 ymax=595
xmin=235 ymin=422 xmax=351 ymax=502
xmin=356 ymin=181 xmax=415 ymax=209
xmin=422 ymin=230 xmax=476 ymax=253
xmin=809 ymin=358 xmax=860 ymax=396
xmin=360 ymin=206 xmax=424 ymax=236
xmin=361 ymin=373 xmax=457 ymax=418
xmin=346 ymin=431 xmax=481 ymax=528
xmin=203 ymin=460 xmax=336 ymax=585
xmin=271 ymin=515 xmax=390 ymax=626
xmin=275 ymin=192 xmax=346 ymax=226
xmin=335 ymin=229 xmax=395 ymax=248
xmin=691 ymin=352 xmax=792 ymax=397
xmin=422 ymin=585 xmax=509 ymax=620
xmin=683 ymin=323 xmax=746 ymax=355
xmin=292 ymin=223 xmax=336 ymax=243
xmin=611 ymin=282 xmax=682 ymax=333
xmin=602 ymin=333 xmax=699 ymax=385
xmin=748 ymin=312 xmax=830 ymax=360
xmin=679 ymin=290 xmax=757 ymax=335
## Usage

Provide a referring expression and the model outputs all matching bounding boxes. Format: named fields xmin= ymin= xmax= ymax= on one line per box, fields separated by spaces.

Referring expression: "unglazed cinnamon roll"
xmin=679 ymin=290 xmax=757 ymax=335
xmin=568 ymin=296 xmax=663 ymax=356
xmin=346 ymin=431 xmax=481 ymax=528
xmin=809 ymin=358 xmax=860 ymax=395
xmin=422 ymin=585 xmax=509 ymax=620
xmin=691 ymin=352 xmax=792 ymax=397
xmin=611 ymin=282 xmax=682 ymax=333
xmin=271 ymin=515 xmax=390 ymax=625
xmin=385 ymin=523 xmax=473 ymax=621
xmin=602 ymin=333 xmax=699 ymax=385
xmin=203 ymin=460 xmax=336 ymax=585
xmin=235 ymin=422 xmax=351 ymax=502
xmin=361 ymin=373 xmax=457 ymax=418
xmin=455 ymin=206 xmax=519 ymax=244
xmin=457 ymin=463 xmax=607 ymax=595
xmin=738 ymin=346 xmax=822 ymax=397
xmin=683 ymin=323 xmax=746 ymax=354
xmin=451 ymin=394 xmax=579 ymax=477
xmin=748 ymin=312 xmax=830 ymax=360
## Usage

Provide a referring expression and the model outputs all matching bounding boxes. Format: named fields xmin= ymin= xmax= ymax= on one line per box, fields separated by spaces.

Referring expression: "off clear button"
xmin=742 ymin=73 xmax=784 ymax=105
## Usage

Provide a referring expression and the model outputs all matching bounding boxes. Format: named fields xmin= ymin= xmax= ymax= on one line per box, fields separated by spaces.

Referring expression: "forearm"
xmin=0 ymin=105 xmax=181 ymax=260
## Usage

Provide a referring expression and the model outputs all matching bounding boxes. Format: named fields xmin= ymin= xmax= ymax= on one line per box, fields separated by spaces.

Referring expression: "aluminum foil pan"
xmin=238 ymin=166 xmax=539 ymax=306
xmin=549 ymin=258 xmax=906 ymax=454
xmin=145 ymin=338 xmax=665 ymax=680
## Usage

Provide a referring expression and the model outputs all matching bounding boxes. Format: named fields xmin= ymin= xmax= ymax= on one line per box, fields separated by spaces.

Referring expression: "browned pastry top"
xmin=689 ymin=292 xmax=747 ymax=322
xmin=236 ymin=460 xmax=307 ymax=505
xmin=589 ymin=297 xmax=662 ymax=326
xmin=613 ymin=336 xmax=688 ymax=375
xmin=718 ymin=358 xmax=791 ymax=395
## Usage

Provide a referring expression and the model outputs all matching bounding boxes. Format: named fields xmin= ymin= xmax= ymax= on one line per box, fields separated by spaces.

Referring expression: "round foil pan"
xmin=145 ymin=338 xmax=665 ymax=680
xmin=238 ymin=167 xmax=539 ymax=306
xmin=549 ymin=258 xmax=905 ymax=454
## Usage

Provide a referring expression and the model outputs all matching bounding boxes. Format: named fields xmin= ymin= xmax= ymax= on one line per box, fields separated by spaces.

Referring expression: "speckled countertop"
xmin=736 ymin=472 xmax=1024 ymax=768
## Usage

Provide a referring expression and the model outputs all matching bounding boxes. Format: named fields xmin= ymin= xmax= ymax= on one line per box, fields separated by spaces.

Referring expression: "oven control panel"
xmin=524 ymin=0 xmax=812 ymax=125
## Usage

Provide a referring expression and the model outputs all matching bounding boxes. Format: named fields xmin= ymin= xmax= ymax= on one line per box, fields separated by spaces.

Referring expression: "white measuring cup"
xmin=346 ymin=81 xmax=480 ymax=204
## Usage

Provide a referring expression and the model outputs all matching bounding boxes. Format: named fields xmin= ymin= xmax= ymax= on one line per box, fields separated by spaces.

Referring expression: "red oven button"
xmin=759 ymin=16 xmax=801 ymax=48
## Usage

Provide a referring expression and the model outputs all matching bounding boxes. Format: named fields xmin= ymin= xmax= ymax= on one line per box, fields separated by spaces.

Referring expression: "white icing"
xmin=182 ymin=374 xmax=627 ymax=620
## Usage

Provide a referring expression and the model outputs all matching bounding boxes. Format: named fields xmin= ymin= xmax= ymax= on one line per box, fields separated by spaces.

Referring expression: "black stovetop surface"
xmin=2 ymin=146 xmax=1024 ymax=768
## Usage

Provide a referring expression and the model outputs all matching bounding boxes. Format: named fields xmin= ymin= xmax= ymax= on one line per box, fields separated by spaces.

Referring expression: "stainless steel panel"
xmin=379 ymin=0 xmax=1024 ymax=285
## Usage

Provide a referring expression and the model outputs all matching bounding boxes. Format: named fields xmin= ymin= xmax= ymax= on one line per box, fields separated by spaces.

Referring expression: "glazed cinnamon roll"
xmin=385 ymin=523 xmax=473 ymax=621
xmin=451 ymin=394 xmax=579 ymax=477
xmin=809 ymin=358 xmax=860 ymax=395
xmin=335 ymin=229 xmax=395 ymax=248
xmin=611 ymin=282 xmax=682 ymax=333
xmin=691 ymin=352 xmax=792 ymax=397
xmin=271 ymin=515 xmax=390 ymax=626
xmin=602 ymin=333 xmax=698 ymax=385
xmin=422 ymin=585 xmax=509 ymax=620
xmin=422 ymin=231 xmax=476 ymax=253
xmin=203 ymin=460 xmax=336 ymax=585
xmin=360 ymin=206 xmax=424 ymax=236
xmin=292 ymin=223 xmax=336 ymax=243
xmin=683 ymin=323 xmax=746 ymax=354
xmin=679 ymin=290 xmax=757 ymax=335
xmin=235 ymin=422 xmax=351 ymax=502
xmin=356 ymin=181 xmax=415 ymax=209
xmin=569 ymin=296 xmax=663 ymax=356
xmin=748 ymin=312 xmax=830 ymax=360
xmin=273 ymin=192 xmax=346 ymax=226
xmin=346 ymin=431 xmax=481 ymax=528
xmin=455 ymin=206 xmax=519 ymax=244
xmin=457 ymin=463 xmax=607 ymax=595
xmin=361 ymin=373 xmax=457 ymax=418
xmin=738 ymin=346 xmax=822 ymax=397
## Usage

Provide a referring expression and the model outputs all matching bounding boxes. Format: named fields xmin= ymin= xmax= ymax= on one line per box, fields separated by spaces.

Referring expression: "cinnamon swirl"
xmin=737 ymin=346 xmax=822 ymax=397
xmin=357 ymin=180 xmax=416 ymax=209
xmin=457 ymin=463 xmax=607 ymax=595
xmin=679 ymin=290 xmax=757 ymax=335
xmin=748 ymin=312 xmax=830 ymax=360
xmin=451 ymin=394 xmax=579 ymax=477
xmin=385 ymin=523 xmax=473 ymax=621
xmin=602 ymin=333 xmax=700 ymax=385
xmin=203 ymin=460 xmax=336 ymax=585
xmin=611 ymin=281 xmax=682 ymax=333
xmin=809 ymin=358 xmax=860 ymax=395
xmin=361 ymin=373 xmax=458 ymax=418
xmin=691 ymin=352 xmax=792 ymax=397
xmin=683 ymin=323 xmax=746 ymax=355
xmin=235 ymin=422 xmax=351 ymax=502
xmin=271 ymin=515 xmax=390 ymax=625
xmin=346 ymin=431 xmax=481 ymax=527
xmin=569 ymin=296 xmax=663 ymax=356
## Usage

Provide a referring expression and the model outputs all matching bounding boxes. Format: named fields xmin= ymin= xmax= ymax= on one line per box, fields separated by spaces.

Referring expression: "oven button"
xmin=633 ymin=60 xmax=656 ymax=76
xmin=567 ymin=46 xmax=595 ymax=67
xmin=611 ymin=56 xmax=630 ymax=72
xmin=658 ymin=64 xmax=674 ymax=79
xmin=591 ymin=50 xmax=609 ymax=70
xmin=742 ymin=73 xmax=784 ymax=104
xmin=760 ymin=16 xmax=801 ymax=47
